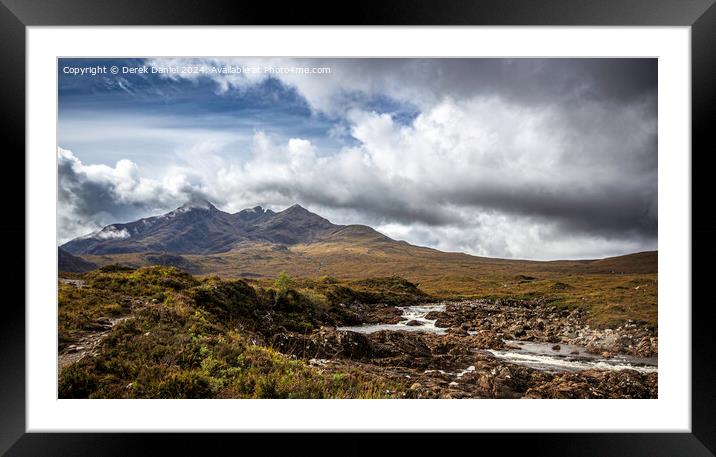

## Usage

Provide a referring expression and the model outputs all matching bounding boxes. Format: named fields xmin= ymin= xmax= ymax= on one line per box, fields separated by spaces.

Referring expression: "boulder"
xmin=271 ymin=328 xmax=374 ymax=360
xmin=369 ymin=330 xmax=432 ymax=360
xmin=524 ymin=370 xmax=656 ymax=399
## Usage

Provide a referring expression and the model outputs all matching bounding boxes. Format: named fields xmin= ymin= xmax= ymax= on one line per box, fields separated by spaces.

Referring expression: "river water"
xmin=337 ymin=303 xmax=658 ymax=374
xmin=337 ymin=304 xmax=447 ymax=334
xmin=486 ymin=340 xmax=657 ymax=374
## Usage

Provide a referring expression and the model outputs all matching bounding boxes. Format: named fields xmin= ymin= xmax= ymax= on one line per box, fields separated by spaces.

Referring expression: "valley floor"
xmin=57 ymin=266 xmax=657 ymax=399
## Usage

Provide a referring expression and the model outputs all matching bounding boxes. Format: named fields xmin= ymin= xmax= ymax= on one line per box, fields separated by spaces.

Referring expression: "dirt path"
xmin=58 ymin=316 xmax=132 ymax=370
xmin=59 ymin=278 xmax=86 ymax=288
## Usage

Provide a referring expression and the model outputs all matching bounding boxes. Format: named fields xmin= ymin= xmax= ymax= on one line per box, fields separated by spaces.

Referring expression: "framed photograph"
xmin=5 ymin=0 xmax=715 ymax=454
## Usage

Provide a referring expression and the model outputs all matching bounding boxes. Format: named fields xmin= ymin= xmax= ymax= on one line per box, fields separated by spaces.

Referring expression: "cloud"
xmin=145 ymin=58 xmax=656 ymax=116
xmin=205 ymin=97 xmax=656 ymax=253
xmin=58 ymin=58 xmax=657 ymax=259
xmin=57 ymin=147 xmax=210 ymax=243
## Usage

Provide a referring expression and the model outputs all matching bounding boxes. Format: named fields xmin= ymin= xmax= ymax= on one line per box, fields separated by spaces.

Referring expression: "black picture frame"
xmin=3 ymin=0 xmax=714 ymax=455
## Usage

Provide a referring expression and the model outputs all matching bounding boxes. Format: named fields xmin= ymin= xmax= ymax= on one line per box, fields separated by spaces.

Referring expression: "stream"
xmin=338 ymin=304 xmax=447 ymax=334
xmin=487 ymin=340 xmax=657 ymax=374
xmin=337 ymin=303 xmax=657 ymax=374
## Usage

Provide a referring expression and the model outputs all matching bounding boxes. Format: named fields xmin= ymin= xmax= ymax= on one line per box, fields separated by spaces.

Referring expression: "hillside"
xmin=57 ymin=205 xmax=658 ymax=400
xmin=62 ymin=199 xmax=656 ymax=278
xmin=61 ymin=200 xmax=351 ymax=256
xmin=58 ymin=247 xmax=97 ymax=273
xmin=60 ymin=201 xmax=657 ymax=327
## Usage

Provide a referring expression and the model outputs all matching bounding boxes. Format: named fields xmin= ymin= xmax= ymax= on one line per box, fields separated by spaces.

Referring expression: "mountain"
xmin=243 ymin=204 xmax=337 ymax=244
xmin=61 ymin=200 xmax=657 ymax=288
xmin=61 ymin=199 xmax=365 ymax=256
xmin=58 ymin=247 xmax=97 ymax=272
xmin=62 ymin=199 xmax=240 ymax=255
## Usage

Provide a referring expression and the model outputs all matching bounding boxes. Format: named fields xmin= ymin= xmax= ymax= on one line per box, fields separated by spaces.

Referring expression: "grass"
xmin=59 ymin=266 xmax=403 ymax=399
xmin=66 ymin=246 xmax=658 ymax=329
xmin=75 ymin=234 xmax=657 ymax=329
xmin=415 ymin=273 xmax=657 ymax=328
xmin=59 ymin=261 xmax=657 ymax=398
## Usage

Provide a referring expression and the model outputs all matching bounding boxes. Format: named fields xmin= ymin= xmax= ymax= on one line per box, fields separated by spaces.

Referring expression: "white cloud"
xmin=94 ymin=226 xmax=131 ymax=240
xmin=58 ymin=58 xmax=657 ymax=259
xmin=58 ymin=92 xmax=656 ymax=259
xmin=57 ymin=147 xmax=211 ymax=243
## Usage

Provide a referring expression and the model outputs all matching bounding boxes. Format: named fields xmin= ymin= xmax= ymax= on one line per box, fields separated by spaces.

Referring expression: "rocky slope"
xmin=61 ymin=200 xmax=384 ymax=256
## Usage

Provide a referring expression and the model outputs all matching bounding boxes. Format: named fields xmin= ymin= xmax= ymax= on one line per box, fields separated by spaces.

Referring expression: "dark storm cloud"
xmin=58 ymin=57 xmax=657 ymax=259
xmin=317 ymin=58 xmax=659 ymax=244
xmin=57 ymin=148 xmax=211 ymax=241
xmin=296 ymin=58 xmax=657 ymax=110
xmin=442 ymin=178 xmax=657 ymax=239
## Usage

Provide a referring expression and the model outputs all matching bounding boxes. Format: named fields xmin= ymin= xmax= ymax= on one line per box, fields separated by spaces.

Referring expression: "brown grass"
xmin=75 ymin=244 xmax=657 ymax=328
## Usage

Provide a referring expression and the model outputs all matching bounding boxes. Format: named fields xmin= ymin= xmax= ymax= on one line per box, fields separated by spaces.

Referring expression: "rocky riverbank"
xmin=269 ymin=299 xmax=658 ymax=399
xmin=426 ymin=299 xmax=658 ymax=358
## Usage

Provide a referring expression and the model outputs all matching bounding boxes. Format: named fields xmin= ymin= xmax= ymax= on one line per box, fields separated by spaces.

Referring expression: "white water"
xmin=337 ymin=303 xmax=658 ymax=374
xmin=337 ymin=304 xmax=447 ymax=334
xmin=456 ymin=365 xmax=475 ymax=378
xmin=487 ymin=340 xmax=658 ymax=374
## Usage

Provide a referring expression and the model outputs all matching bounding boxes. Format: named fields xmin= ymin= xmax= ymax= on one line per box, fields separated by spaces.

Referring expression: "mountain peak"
xmin=177 ymin=197 xmax=216 ymax=212
xmin=283 ymin=203 xmax=309 ymax=213
xmin=235 ymin=205 xmax=274 ymax=221
xmin=277 ymin=204 xmax=327 ymax=222
xmin=62 ymin=201 xmax=345 ymax=255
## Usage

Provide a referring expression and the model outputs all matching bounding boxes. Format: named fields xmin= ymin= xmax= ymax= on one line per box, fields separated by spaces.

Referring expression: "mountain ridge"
xmin=61 ymin=200 xmax=657 ymax=282
xmin=61 ymin=201 xmax=368 ymax=256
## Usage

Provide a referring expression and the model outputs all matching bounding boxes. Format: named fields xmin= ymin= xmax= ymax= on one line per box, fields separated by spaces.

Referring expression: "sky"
xmin=57 ymin=57 xmax=657 ymax=260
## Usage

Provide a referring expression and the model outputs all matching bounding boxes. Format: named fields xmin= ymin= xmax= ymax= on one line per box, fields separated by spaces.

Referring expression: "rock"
xmin=430 ymin=340 xmax=454 ymax=355
xmin=634 ymin=337 xmax=657 ymax=357
xmin=361 ymin=305 xmax=403 ymax=324
xmin=524 ymin=370 xmax=656 ymax=399
xmin=448 ymin=327 xmax=468 ymax=336
xmin=298 ymin=297 xmax=658 ymax=399
xmin=369 ymin=330 xmax=432 ymax=362
xmin=469 ymin=330 xmax=504 ymax=349
xmin=271 ymin=328 xmax=375 ymax=361
xmin=405 ymin=320 xmax=422 ymax=327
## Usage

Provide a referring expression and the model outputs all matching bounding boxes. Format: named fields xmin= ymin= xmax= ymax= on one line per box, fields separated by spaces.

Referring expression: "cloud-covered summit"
xmin=58 ymin=58 xmax=657 ymax=260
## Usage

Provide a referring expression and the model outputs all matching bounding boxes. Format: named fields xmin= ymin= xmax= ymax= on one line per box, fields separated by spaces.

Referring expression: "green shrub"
xmin=59 ymin=269 xmax=408 ymax=399
xmin=273 ymin=271 xmax=293 ymax=303
xmin=190 ymin=278 xmax=261 ymax=319
xmin=59 ymin=364 xmax=100 ymax=399
xmin=156 ymin=371 xmax=214 ymax=398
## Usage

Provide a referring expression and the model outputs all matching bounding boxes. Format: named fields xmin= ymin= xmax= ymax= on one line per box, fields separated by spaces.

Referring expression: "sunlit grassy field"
xmin=79 ymin=245 xmax=657 ymax=328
